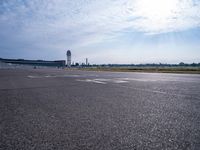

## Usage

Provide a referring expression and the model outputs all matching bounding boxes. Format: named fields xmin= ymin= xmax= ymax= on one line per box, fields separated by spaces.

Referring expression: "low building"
xmin=0 ymin=58 xmax=66 ymax=67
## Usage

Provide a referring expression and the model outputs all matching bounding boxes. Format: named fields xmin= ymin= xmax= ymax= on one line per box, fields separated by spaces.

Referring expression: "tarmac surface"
xmin=0 ymin=68 xmax=200 ymax=150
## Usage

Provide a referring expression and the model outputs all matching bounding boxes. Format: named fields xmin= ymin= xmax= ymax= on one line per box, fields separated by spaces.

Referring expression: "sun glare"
xmin=129 ymin=0 xmax=180 ymax=33
xmin=135 ymin=0 xmax=179 ymax=19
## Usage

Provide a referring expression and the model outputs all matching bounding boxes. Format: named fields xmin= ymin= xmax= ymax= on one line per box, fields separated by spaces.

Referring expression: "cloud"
xmin=128 ymin=0 xmax=200 ymax=34
xmin=0 ymin=0 xmax=199 ymax=60
xmin=1 ymin=0 xmax=199 ymax=33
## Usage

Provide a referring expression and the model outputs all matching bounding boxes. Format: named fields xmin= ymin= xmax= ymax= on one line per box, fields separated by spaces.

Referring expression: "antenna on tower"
xmin=86 ymin=58 xmax=88 ymax=66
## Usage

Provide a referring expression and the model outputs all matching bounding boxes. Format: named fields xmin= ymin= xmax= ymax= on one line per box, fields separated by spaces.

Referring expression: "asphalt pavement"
xmin=0 ymin=68 xmax=200 ymax=150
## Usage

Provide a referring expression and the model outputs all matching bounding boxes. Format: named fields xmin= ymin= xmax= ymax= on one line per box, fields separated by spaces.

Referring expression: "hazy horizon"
xmin=0 ymin=0 xmax=200 ymax=64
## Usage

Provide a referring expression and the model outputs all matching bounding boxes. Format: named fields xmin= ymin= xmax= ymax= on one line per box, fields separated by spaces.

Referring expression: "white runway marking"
xmin=112 ymin=80 xmax=128 ymax=83
xmin=76 ymin=79 xmax=107 ymax=84
xmin=28 ymin=74 xmax=80 ymax=78
xmin=27 ymin=75 xmax=41 ymax=78
xmin=76 ymin=78 xmax=128 ymax=84
xmin=116 ymin=78 xmax=158 ymax=82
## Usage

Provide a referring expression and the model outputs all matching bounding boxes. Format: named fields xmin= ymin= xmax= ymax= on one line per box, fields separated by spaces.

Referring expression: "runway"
xmin=0 ymin=68 xmax=200 ymax=149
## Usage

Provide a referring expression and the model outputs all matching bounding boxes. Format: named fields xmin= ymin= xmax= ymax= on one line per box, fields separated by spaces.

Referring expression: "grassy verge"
xmin=78 ymin=67 xmax=200 ymax=74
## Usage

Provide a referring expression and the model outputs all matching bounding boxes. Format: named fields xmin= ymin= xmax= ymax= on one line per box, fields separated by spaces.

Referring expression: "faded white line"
xmin=27 ymin=75 xmax=42 ymax=78
xmin=76 ymin=79 xmax=107 ymax=84
xmin=112 ymin=80 xmax=128 ymax=83
xmin=94 ymin=78 xmax=111 ymax=82
xmin=115 ymin=78 xmax=158 ymax=82
xmin=28 ymin=74 xmax=80 ymax=78
xmin=76 ymin=78 xmax=129 ymax=84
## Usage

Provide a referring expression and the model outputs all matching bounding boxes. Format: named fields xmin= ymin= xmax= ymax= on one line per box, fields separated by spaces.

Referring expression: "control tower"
xmin=66 ymin=50 xmax=71 ymax=67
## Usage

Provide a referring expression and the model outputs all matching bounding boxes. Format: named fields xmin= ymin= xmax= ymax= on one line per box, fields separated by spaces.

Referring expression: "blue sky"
xmin=0 ymin=0 xmax=200 ymax=64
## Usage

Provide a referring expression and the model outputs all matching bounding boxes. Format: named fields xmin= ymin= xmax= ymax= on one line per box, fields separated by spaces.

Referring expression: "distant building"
xmin=66 ymin=50 xmax=71 ymax=67
xmin=0 ymin=58 xmax=65 ymax=67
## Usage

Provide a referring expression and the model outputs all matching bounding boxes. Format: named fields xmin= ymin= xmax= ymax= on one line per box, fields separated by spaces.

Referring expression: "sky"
xmin=0 ymin=0 xmax=200 ymax=64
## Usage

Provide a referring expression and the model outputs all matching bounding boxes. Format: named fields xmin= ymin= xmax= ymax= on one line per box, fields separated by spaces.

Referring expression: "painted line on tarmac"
xmin=27 ymin=75 xmax=42 ymax=78
xmin=76 ymin=79 xmax=107 ymax=84
xmin=27 ymin=74 xmax=80 ymax=78
xmin=76 ymin=78 xmax=129 ymax=84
